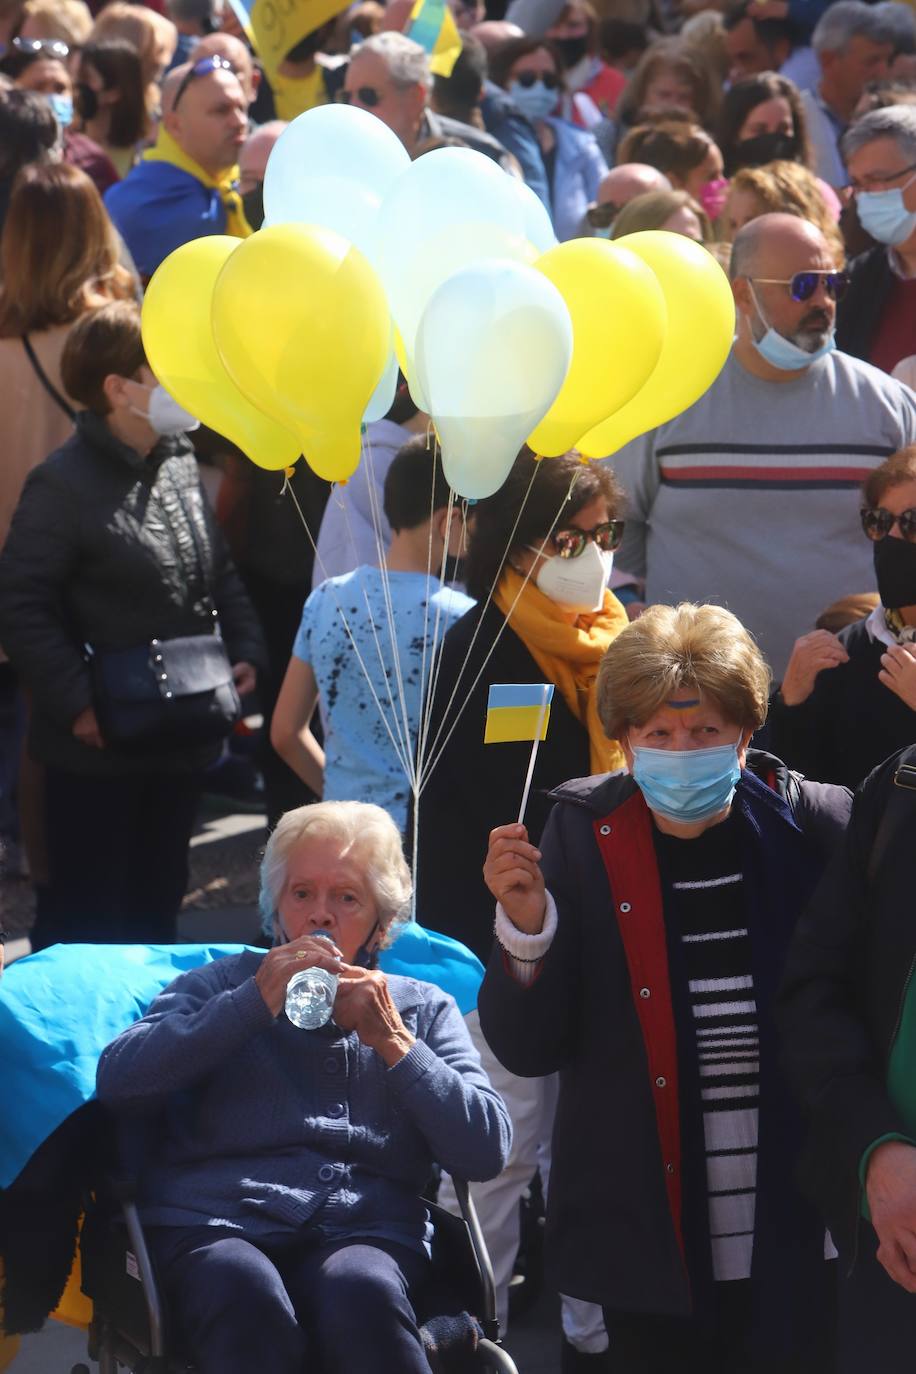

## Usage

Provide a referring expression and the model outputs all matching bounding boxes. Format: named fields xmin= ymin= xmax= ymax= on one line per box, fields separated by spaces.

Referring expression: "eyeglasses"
xmin=11 ymin=36 xmax=69 ymax=60
xmin=748 ymin=270 xmax=848 ymax=303
xmin=172 ymin=54 xmax=235 ymax=111
xmin=586 ymin=202 xmax=617 ymax=229
xmin=514 ymin=70 xmax=560 ymax=89
xmin=337 ymin=85 xmax=383 ymax=108
xmin=849 ymin=161 xmax=916 ymax=193
xmin=861 ymin=506 xmax=916 ymax=543
xmin=552 ymin=520 xmax=625 ymax=559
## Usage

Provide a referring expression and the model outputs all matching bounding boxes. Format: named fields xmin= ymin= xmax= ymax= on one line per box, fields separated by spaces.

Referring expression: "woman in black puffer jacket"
xmin=0 ymin=300 xmax=265 ymax=947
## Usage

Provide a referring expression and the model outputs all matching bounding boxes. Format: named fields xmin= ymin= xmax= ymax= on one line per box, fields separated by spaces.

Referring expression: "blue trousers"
xmin=148 ymin=1225 xmax=430 ymax=1374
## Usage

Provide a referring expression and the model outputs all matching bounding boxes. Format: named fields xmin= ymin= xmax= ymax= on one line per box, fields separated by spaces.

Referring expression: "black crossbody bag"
xmin=85 ymin=490 xmax=241 ymax=752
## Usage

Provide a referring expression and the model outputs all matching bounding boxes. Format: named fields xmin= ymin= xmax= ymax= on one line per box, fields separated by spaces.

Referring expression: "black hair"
xmin=0 ymin=86 xmax=58 ymax=183
xmin=463 ymin=449 xmax=624 ymax=602
xmin=79 ymin=40 xmax=147 ymax=148
xmin=432 ymin=34 xmax=487 ymax=119
xmin=598 ymin=18 xmax=649 ymax=62
xmin=723 ymin=0 xmax=801 ymax=49
xmin=386 ymin=373 xmax=419 ymax=426
xmin=383 ymin=436 xmax=453 ymax=532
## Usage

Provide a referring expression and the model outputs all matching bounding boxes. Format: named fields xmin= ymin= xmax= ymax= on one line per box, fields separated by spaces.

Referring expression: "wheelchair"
xmin=70 ymin=1171 xmax=520 ymax=1374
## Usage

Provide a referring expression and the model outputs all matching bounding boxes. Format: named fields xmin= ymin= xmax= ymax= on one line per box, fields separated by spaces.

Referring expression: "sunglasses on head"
xmin=860 ymin=506 xmax=916 ymax=543
xmin=552 ymin=520 xmax=625 ymax=559
xmin=173 ymin=54 xmax=235 ymax=111
xmin=586 ymin=202 xmax=617 ymax=229
xmin=12 ymin=36 xmax=69 ymax=60
xmin=514 ymin=69 xmax=560 ymax=89
xmin=337 ymin=85 xmax=382 ymax=107
xmin=750 ymin=270 xmax=848 ymax=303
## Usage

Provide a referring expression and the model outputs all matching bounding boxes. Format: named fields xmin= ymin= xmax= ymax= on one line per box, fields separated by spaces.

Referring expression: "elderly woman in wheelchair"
xmin=96 ymin=801 xmax=512 ymax=1374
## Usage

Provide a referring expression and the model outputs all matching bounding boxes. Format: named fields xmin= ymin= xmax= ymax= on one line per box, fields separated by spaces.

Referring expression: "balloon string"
xmin=419 ymin=468 xmax=582 ymax=794
xmin=418 ymin=458 xmax=543 ymax=782
xmin=415 ymin=479 xmax=457 ymax=797
xmin=282 ymin=477 xmax=416 ymax=787
xmin=363 ymin=431 xmax=418 ymax=790
xmin=415 ymin=440 xmax=442 ymax=797
xmin=418 ymin=488 xmax=465 ymax=779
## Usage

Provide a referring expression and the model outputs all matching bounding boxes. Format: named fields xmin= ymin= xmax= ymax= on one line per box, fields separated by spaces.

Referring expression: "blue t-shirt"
xmin=293 ymin=567 xmax=474 ymax=831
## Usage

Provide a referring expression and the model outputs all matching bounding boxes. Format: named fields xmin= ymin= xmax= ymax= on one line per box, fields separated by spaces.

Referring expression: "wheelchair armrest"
xmin=119 ymin=1198 xmax=166 ymax=1359
xmin=450 ymin=1178 xmax=499 ymax=1343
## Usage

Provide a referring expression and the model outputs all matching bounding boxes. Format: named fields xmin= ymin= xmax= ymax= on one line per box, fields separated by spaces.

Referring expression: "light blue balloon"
xmin=512 ymin=178 xmax=559 ymax=254
xmin=362 ymin=348 xmax=399 ymax=424
xmin=263 ymin=104 xmax=410 ymax=258
xmin=416 ymin=259 xmax=573 ymax=500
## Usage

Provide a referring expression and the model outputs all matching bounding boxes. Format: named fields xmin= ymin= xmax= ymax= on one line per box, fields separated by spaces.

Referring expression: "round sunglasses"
xmin=337 ymin=86 xmax=383 ymax=108
xmin=749 ymin=270 xmax=848 ymax=303
xmin=860 ymin=506 xmax=916 ymax=543
xmin=514 ymin=70 xmax=560 ymax=89
xmin=11 ymin=36 xmax=69 ymax=60
xmin=552 ymin=520 xmax=625 ymax=559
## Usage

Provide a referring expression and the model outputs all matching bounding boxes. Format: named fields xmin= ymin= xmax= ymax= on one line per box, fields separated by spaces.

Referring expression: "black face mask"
xmin=874 ymin=536 xmax=916 ymax=610
xmin=734 ymin=130 xmax=799 ymax=169
xmin=554 ymin=35 xmax=589 ymax=68
xmin=242 ymin=182 xmax=264 ymax=230
xmin=75 ymin=81 xmax=99 ymax=121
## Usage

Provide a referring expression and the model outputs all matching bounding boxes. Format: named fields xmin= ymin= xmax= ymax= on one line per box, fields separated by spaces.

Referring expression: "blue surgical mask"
xmin=856 ymin=175 xmax=916 ymax=246
xmin=593 ymin=223 xmax=613 ymax=239
xmin=46 ymin=93 xmax=73 ymax=128
xmin=509 ymin=79 xmax=558 ymax=123
xmin=630 ymin=741 xmax=742 ymax=824
xmin=748 ymin=284 xmax=835 ymax=371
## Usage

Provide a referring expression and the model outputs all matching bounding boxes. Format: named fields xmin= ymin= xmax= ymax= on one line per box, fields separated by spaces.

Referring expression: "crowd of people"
xmin=3 ymin=0 xmax=916 ymax=1368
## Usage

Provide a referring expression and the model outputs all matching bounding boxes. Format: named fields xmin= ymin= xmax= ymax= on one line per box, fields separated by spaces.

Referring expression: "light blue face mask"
xmin=856 ymin=174 xmax=916 ymax=246
xmin=593 ymin=223 xmax=613 ymax=239
xmin=46 ymin=93 xmax=73 ymax=128
xmin=631 ymin=741 xmax=742 ymax=825
xmin=509 ymin=79 xmax=558 ymax=123
xmin=748 ymin=284 xmax=835 ymax=371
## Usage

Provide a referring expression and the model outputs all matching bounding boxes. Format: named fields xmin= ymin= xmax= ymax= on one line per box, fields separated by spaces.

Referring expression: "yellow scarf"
xmin=144 ymin=127 xmax=251 ymax=239
xmin=493 ymin=568 xmax=628 ymax=775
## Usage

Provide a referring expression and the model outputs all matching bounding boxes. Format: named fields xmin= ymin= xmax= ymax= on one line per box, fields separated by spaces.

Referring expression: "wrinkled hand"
xmin=780 ymin=630 xmax=849 ymax=706
xmin=232 ymin=661 xmax=257 ymax=697
xmin=73 ymin=705 xmax=104 ymax=749
xmin=879 ymin=643 xmax=916 ymax=711
xmin=866 ymin=1140 xmax=916 ymax=1292
xmin=255 ymin=934 xmax=343 ymax=1017
xmin=333 ymin=966 xmax=415 ymax=1066
xmin=483 ymin=824 xmax=546 ymax=935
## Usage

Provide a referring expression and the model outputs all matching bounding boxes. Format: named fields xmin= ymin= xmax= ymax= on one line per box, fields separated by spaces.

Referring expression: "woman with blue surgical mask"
xmin=488 ymin=34 xmax=607 ymax=241
xmin=482 ymin=601 xmax=852 ymax=1374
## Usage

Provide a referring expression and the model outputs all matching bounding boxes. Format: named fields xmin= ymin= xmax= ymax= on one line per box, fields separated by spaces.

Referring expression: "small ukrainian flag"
xmin=484 ymin=683 xmax=554 ymax=744
xmin=406 ymin=0 xmax=463 ymax=77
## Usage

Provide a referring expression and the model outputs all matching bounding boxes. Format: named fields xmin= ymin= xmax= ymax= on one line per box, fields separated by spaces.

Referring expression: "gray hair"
xmin=812 ymin=0 xmax=902 ymax=56
xmin=842 ymin=102 xmax=916 ymax=162
xmin=259 ymin=801 xmax=413 ymax=943
xmin=351 ymin=31 xmax=432 ymax=92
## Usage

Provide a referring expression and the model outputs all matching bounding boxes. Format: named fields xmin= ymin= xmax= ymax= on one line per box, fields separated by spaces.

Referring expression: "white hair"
xmin=843 ymin=102 xmax=916 ymax=162
xmin=812 ymin=0 xmax=902 ymax=56
xmin=351 ymin=31 xmax=432 ymax=92
xmin=259 ymin=801 xmax=413 ymax=943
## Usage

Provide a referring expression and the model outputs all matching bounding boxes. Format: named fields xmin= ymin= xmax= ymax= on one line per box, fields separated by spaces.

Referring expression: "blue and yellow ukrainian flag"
xmin=406 ymin=0 xmax=463 ymax=77
xmin=484 ymin=683 xmax=554 ymax=744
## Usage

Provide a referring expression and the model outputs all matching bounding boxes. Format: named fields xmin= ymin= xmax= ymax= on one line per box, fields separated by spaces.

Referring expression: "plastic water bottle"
xmin=285 ymin=933 xmax=339 ymax=1030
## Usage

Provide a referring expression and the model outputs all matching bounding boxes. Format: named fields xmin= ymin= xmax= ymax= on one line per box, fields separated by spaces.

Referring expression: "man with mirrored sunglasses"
xmin=611 ymin=212 xmax=916 ymax=678
xmin=105 ymin=54 xmax=250 ymax=280
xmin=836 ymin=105 xmax=916 ymax=376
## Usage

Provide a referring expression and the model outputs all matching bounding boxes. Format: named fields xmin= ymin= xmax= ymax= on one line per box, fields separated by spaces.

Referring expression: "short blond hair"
xmin=259 ymin=801 xmax=412 ymax=944
xmin=596 ymin=603 xmax=771 ymax=740
xmin=21 ymin=0 xmax=92 ymax=46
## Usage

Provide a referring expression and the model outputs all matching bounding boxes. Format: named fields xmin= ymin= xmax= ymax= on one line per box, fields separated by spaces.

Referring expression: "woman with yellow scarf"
xmin=414 ymin=449 xmax=626 ymax=1365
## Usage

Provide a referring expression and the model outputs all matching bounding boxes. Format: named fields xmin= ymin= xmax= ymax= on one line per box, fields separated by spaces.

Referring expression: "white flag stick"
xmin=517 ymin=685 xmax=550 ymax=826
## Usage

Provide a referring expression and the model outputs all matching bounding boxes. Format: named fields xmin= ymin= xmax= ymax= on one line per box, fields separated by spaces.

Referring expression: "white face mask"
xmin=531 ymin=538 xmax=613 ymax=612
xmin=130 ymin=383 xmax=200 ymax=437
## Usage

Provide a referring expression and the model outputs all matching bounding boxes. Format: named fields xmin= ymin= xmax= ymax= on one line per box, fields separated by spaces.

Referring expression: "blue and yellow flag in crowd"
xmin=484 ymin=683 xmax=554 ymax=744
xmin=406 ymin=0 xmax=463 ymax=76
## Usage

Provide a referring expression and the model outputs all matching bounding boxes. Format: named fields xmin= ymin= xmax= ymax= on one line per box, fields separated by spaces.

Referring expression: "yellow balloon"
xmin=578 ymin=232 xmax=736 ymax=459
xmin=211 ymin=224 xmax=390 ymax=483
xmin=142 ymin=236 xmax=301 ymax=472
xmin=527 ymin=238 xmax=666 ymax=457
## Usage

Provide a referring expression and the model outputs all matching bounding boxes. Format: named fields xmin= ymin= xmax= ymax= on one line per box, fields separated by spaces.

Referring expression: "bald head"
xmin=162 ymin=60 xmax=248 ymax=174
xmin=195 ymin=31 xmax=256 ymax=103
xmin=597 ymin=163 xmax=672 ymax=207
xmin=471 ymin=19 xmax=523 ymax=52
xmin=730 ymin=211 xmax=832 ymax=281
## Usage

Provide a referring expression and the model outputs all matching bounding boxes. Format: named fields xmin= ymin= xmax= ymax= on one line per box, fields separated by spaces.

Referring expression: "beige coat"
xmin=0 ymin=325 xmax=78 ymax=553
